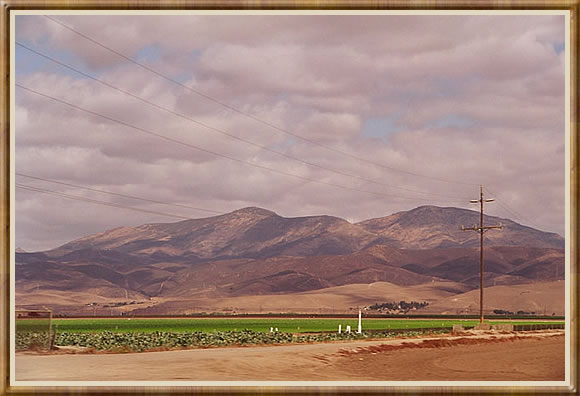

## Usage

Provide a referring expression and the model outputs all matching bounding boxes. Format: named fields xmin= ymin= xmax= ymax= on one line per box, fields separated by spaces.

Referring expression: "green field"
xmin=15 ymin=317 xmax=565 ymax=352
xmin=29 ymin=317 xmax=563 ymax=334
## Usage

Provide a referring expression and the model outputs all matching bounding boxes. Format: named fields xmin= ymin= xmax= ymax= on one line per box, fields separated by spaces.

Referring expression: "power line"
xmin=16 ymin=83 xmax=466 ymax=205
xmin=43 ymin=15 xmax=478 ymax=188
xmin=482 ymin=186 xmax=528 ymax=224
xmin=16 ymin=173 xmax=223 ymax=215
xmin=485 ymin=187 xmax=565 ymax=234
xmin=16 ymin=41 xmax=467 ymax=201
xmin=16 ymin=183 xmax=195 ymax=220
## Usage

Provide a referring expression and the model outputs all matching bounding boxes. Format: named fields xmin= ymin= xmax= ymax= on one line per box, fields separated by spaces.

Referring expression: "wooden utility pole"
xmin=462 ymin=185 xmax=502 ymax=324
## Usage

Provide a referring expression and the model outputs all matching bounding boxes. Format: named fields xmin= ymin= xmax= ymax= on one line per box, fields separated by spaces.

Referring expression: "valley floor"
xmin=15 ymin=330 xmax=564 ymax=383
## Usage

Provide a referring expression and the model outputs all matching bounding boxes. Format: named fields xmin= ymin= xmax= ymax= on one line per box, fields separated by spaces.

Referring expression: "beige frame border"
xmin=1 ymin=1 xmax=577 ymax=394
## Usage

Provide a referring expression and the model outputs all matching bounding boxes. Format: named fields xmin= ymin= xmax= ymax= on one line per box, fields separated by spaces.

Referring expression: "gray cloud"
xmin=14 ymin=13 xmax=567 ymax=251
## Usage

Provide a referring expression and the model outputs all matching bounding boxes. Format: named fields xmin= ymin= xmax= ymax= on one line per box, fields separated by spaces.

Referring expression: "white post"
xmin=338 ymin=324 xmax=342 ymax=333
xmin=270 ymin=327 xmax=273 ymax=333
xmin=357 ymin=310 xmax=362 ymax=334
xmin=275 ymin=328 xmax=278 ymax=332
xmin=346 ymin=325 xmax=351 ymax=334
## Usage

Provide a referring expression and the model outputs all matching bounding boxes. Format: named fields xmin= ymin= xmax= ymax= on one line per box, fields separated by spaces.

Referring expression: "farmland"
xmin=16 ymin=317 xmax=564 ymax=352
xmin=19 ymin=317 xmax=564 ymax=333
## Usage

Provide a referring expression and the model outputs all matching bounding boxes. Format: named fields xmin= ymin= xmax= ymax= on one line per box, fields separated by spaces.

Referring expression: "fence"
xmin=513 ymin=323 xmax=565 ymax=331
xmin=15 ymin=309 xmax=54 ymax=350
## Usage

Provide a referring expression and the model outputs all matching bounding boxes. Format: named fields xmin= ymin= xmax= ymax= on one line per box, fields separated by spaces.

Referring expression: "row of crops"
xmin=16 ymin=329 xmax=448 ymax=353
xmin=40 ymin=318 xmax=565 ymax=333
xmin=15 ymin=317 xmax=565 ymax=353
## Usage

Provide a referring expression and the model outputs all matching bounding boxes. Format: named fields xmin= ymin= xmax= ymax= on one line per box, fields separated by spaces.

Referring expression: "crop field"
xmin=18 ymin=317 xmax=563 ymax=334
xmin=15 ymin=317 xmax=564 ymax=353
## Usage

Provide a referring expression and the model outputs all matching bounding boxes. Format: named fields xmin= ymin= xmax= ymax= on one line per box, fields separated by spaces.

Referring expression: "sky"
xmin=14 ymin=13 xmax=567 ymax=251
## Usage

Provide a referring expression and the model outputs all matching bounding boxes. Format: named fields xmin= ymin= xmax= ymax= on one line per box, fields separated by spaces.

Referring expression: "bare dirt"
xmin=15 ymin=330 xmax=564 ymax=382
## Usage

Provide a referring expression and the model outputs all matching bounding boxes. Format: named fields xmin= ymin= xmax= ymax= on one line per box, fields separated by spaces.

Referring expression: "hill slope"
xmin=48 ymin=205 xmax=563 ymax=260
xmin=49 ymin=207 xmax=383 ymax=259
xmin=16 ymin=205 xmax=565 ymax=315
xmin=357 ymin=206 xmax=564 ymax=249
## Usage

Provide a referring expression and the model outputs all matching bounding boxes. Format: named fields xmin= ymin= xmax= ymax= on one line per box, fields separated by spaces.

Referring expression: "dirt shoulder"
xmin=15 ymin=330 xmax=564 ymax=382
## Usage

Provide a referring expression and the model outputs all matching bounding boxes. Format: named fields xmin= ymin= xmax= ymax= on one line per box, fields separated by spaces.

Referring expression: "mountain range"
xmin=15 ymin=205 xmax=565 ymax=315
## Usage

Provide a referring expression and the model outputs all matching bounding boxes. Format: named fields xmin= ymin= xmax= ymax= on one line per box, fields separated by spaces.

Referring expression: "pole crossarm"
xmin=462 ymin=224 xmax=503 ymax=232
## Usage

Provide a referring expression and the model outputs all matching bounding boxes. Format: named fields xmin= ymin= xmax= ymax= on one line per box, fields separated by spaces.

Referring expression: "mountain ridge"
xmin=357 ymin=205 xmax=563 ymax=249
xmin=16 ymin=205 xmax=565 ymax=315
xmin=48 ymin=205 xmax=563 ymax=258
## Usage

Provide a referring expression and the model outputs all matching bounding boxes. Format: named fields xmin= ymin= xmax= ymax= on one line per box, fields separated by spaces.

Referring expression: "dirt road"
xmin=15 ymin=331 xmax=564 ymax=382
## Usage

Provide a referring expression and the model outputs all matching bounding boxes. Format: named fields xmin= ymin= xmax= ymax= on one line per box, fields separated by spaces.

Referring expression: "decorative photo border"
xmin=1 ymin=2 xmax=577 ymax=394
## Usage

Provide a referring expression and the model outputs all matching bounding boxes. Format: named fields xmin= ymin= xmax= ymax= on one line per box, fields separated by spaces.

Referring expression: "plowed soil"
xmin=15 ymin=331 xmax=564 ymax=382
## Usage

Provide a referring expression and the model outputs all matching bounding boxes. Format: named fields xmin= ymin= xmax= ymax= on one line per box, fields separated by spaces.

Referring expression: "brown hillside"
xmin=422 ymin=281 xmax=565 ymax=316
xmin=16 ymin=206 xmax=565 ymax=315
xmin=50 ymin=207 xmax=381 ymax=259
xmin=358 ymin=206 xmax=564 ymax=249
xmin=130 ymin=281 xmax=469 ymax=315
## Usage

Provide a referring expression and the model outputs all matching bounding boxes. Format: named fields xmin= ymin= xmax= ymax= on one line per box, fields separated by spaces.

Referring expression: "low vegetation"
xmin=493 ymin=309 xmax=543 ymax=315
xmin=16 ymin=317 xmax=563 ymax=352
xmin=367 ymin=300 xmax=429 ymax=313
xmin=45 ymin=317 xmax=561 ymax=333
xmin=15 ymin=332 xmax=52 ymax=351
xmin=19 ymin=329 xmax=448 ymax=353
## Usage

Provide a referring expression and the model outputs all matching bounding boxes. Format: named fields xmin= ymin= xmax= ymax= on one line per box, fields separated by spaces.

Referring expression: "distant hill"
xmin=48 ymin=207 xmax=383 ymax=259
xmin=422 ymin=280 xmax=565 ymax=316
xmin=124 ymin=281 xmax=563 ymax=316
xmin=357 ymin=205 xmax=564 ymax=249
xmin=48 ymin=205 xmax=563 ymax=259
xmin=16 ymin=205 xmax=565 ymax=315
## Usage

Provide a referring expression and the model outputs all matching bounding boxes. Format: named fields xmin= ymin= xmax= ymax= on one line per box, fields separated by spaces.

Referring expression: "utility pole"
xmin=462 ymin=185 xmax=502 ymax=324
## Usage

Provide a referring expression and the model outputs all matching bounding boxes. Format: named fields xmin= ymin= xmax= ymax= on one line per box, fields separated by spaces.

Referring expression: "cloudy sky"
xmin=14 ymin=12 xmax=567 ymax=251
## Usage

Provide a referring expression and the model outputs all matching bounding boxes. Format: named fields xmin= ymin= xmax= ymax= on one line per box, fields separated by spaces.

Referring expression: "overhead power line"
xmin=16 ymin=83 xmax=467 ymax=206
xmin=43 ymin=15 xmax=478 ymax=188
xmin=16 ymin=41 xmax=467 ymax=200
xmin=482 ymin=186 xmax=528 ymax=224
xmin=16 ymin=183 xmax=195 ymax=220
xmin=483 ymin=185 xmax=560 ymax=232
xmin=16 ymin=173 xmax=223 ymax=215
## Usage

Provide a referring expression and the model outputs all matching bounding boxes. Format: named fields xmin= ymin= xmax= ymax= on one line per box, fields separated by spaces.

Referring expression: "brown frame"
xmin=1 ymin=2 xmax=577 ymax=394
